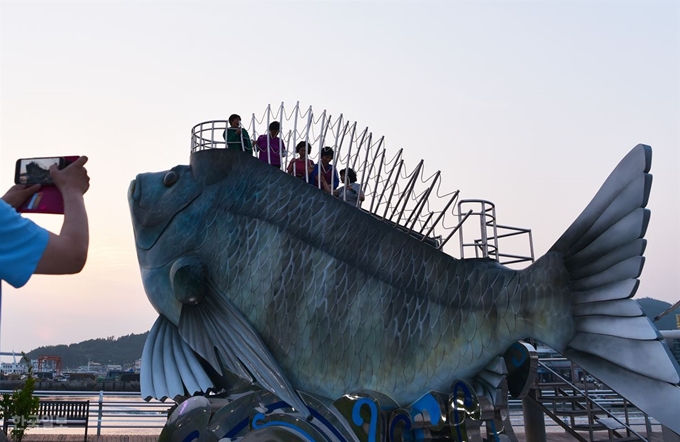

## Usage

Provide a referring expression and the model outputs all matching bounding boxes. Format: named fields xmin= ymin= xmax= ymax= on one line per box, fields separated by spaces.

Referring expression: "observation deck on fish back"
xmin=190 ymin=102 xmax=535 ymax=267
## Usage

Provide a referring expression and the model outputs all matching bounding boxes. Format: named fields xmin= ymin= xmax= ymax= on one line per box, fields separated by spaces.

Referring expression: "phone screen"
xmin=15 ymin=157 xmax=64 ymax=185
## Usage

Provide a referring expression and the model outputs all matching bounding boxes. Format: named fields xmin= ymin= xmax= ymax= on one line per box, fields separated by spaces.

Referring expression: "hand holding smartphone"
xmin=15 ymin=157 xmax=66 ymax=185
xmin=14 ymin=156 xmax=80 ymax=214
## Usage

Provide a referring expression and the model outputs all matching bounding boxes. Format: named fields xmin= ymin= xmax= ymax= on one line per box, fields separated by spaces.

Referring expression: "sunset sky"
xmin=1 ymin=0 xmax=678 ymax=359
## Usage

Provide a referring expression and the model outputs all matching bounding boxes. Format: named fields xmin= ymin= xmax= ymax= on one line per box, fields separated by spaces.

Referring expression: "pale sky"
xmin=1 ymin=0 xmax=678 ymax=357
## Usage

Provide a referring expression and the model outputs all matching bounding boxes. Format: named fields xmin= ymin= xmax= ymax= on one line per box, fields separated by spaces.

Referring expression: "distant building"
xmin=75 ymin=361 xmax=102 ymax=374
xmin=1 ymin=361 xmax=27 ymax=374
xmin=0 ymin=358 xmax=38 ymax=374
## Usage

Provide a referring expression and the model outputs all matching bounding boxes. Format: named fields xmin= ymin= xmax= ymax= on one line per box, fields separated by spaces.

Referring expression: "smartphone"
xmin=14 ymin=157 xmax=66 ymax=185
xmin=15 ymin=156 xmax=80 ymax=215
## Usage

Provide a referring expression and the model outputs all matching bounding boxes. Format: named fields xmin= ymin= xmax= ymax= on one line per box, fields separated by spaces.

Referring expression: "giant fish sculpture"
xmin=129 ymin=144 xmax=680 ymax=434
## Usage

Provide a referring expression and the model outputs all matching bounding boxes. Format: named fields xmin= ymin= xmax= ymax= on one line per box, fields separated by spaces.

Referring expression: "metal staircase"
xmin=525 ymin=358 xmax=653 ymax=441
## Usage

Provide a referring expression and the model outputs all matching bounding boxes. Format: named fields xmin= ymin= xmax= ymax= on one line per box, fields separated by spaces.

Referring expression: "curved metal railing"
xmin=190 ymin=102 xmax=534 ymax=265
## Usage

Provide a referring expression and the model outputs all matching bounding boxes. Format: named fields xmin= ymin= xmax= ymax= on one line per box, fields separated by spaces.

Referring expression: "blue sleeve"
xmin=309 ymin=165 xmax=319 ymax=184
xmin=0 ymin=201 xmax=49 ymax=288
xmin=333 ymin=169 xmax=340 ymax=188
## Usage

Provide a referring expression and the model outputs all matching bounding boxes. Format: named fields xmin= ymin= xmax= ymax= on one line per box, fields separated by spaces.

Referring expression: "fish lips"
xmin=128 ymin=167 xmax=202 ymax=251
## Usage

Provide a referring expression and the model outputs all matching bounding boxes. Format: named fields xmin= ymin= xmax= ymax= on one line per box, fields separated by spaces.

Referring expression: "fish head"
xmin=128 ymin=165 xmax=202 ymax=250
xmin=128 ymin=164 xmax=207 ymax=325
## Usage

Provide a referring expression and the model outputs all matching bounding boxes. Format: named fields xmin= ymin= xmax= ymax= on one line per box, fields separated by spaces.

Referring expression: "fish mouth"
xmin=128 ymin=179 xmax=138 ymax=205
xmin=127 ymin=174 xmax=162 ymax=215
xmin=127 ymin=171 xmax=203 ymax=252
xmin=127 ymin=176 xmax=166 ymax=251
xmin=127 ymin=176 xmax=146 ymax=209
xmin=127 ymin=178 xmax=154 ymax=251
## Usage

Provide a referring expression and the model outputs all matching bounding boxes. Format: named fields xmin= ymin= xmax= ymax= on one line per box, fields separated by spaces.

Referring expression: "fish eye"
xmin=163 ymin=171 xmax=179 ymax=187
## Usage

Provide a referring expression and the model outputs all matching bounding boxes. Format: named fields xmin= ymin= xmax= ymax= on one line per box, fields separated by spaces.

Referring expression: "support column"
xmin=522 ymin=388 xmax=546 ymax=442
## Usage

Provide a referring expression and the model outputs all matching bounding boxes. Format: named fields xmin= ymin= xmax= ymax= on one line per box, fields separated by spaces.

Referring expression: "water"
xmin=5 ymin=392 xmax=172 ymax=436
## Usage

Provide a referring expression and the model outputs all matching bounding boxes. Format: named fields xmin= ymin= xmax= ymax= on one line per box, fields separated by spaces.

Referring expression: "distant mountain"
xmin=637 ymin=297 xmax=680 ymax=331
xmin=26 ymin=332 xmax=148 ymax=370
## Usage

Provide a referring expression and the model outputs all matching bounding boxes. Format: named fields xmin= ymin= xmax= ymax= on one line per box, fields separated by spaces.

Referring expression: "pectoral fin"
xmin=178 ymin=279 xmax=310 ymax=418
xmin=141 ymin=315 xmax=214 ymax=402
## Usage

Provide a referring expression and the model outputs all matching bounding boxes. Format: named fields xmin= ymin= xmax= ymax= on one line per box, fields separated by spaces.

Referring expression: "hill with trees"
xmin=637 ymin=297 xmax=679 ymax=331
xmin=25 ymin=332 xmax=148 ymax=370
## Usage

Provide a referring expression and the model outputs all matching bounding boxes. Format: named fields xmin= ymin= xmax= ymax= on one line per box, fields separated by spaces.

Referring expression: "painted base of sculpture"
xmin=158 ymin=343 xmax=536 ymax=442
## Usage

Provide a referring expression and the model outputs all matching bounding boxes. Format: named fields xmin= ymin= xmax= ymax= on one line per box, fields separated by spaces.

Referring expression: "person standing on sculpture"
xmin=310 ymin=147 xmax=339 ymax=194
xmin=287 ymin=141 xmax=315 ymax=182
xmin=334 ymin=167 xmax=365 ymax=207
xmin=223 ymin=114 xmax=252 ymax=153
xmin=256 ymin=121 xmax=285 ymax=168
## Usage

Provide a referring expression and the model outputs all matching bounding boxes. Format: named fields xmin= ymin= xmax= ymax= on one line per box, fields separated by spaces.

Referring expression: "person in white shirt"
xmin=334 ymin=167 xmax=364 ymax=208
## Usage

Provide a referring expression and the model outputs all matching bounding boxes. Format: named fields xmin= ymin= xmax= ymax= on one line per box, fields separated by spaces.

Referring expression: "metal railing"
xmin=534 ymin=360 xmax=652 ymax=441
xmin=188 ymin=103 xmax=536 ymax=265
xmin=457 ymin=199 xmax=534 ymax=266
xmin=0 ymin=390 xmax=173 ymax=435
xmin=1 ymin=387 xmax=661 ymax=438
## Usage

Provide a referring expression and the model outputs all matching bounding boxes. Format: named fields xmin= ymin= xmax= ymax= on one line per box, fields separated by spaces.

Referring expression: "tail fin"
xmin=549 ymin=144 xmax=680 ymax=434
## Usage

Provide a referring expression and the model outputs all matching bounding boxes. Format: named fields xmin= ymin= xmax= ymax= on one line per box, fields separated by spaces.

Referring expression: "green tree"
xmin=0 ymin=354 xmax=39 ymax=441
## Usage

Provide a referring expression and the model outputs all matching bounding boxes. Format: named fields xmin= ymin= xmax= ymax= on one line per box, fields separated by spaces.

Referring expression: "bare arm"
xmin=1 ymin=184 xmax=41 ymax=208
xmin=320 ymin=175 xmax=331 ymax=194
xmin=35 ymin=156 xmax=90 ymax=275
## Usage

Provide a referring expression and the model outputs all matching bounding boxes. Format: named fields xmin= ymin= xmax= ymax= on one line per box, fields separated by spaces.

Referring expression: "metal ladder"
xmin=456 ymin=199 xmax=535 ymax=265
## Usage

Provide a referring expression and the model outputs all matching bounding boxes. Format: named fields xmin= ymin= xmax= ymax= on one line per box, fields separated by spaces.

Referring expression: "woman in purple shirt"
xmin=256 ymin=121 xmax=285 ymax=168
